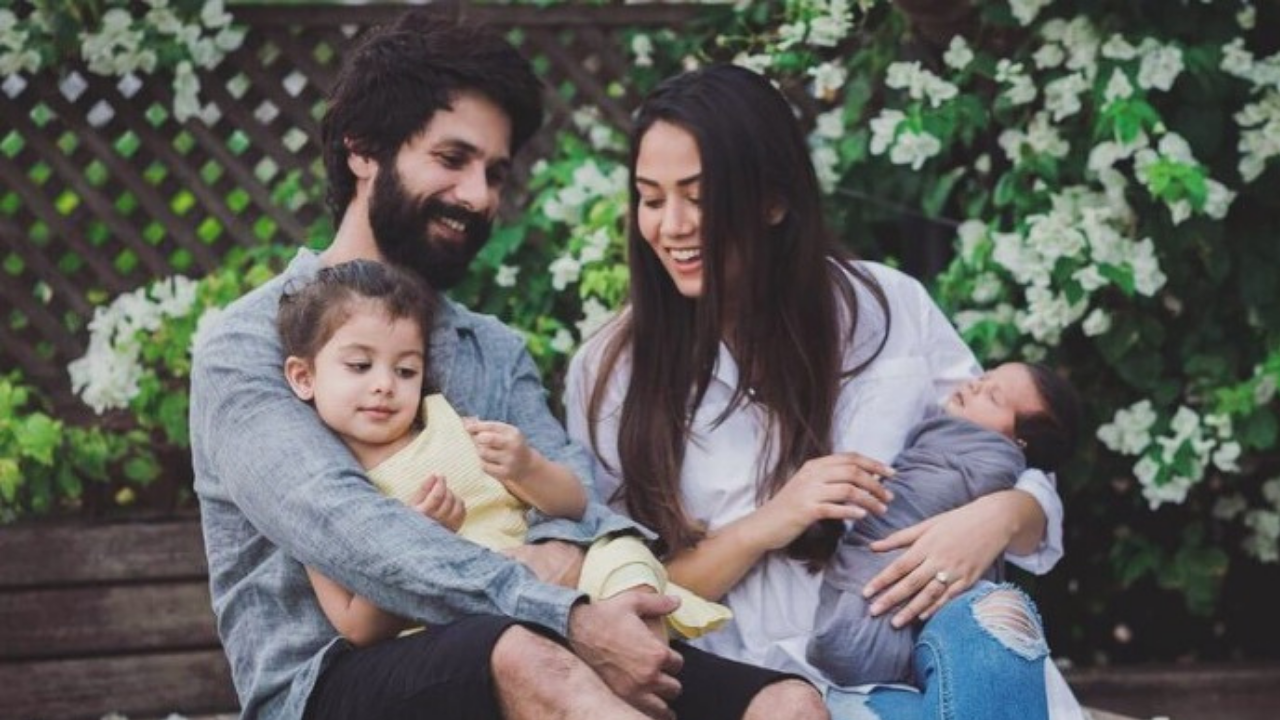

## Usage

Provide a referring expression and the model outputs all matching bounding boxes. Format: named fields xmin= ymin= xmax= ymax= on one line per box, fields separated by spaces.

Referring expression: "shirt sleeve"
xmin=913 ymin=274 xmax=1065 ymax=573
xmin=190 ymin=306 xmax=581 ymax=635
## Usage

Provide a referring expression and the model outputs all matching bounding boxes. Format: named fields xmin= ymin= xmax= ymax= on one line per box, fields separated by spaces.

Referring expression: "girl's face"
xmin=634 ymin=121 xmax=706 ymax=299
xmin=285 ymin=301 xmax=426 ymax=466
xmin=942 ymin=363 xmax=1044 ymax=439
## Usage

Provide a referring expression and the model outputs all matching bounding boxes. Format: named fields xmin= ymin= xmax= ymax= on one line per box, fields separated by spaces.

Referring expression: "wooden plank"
xmin=0 ymin=581 xmax=218 ymax=660
xmin=0 ymin=519 xmax=207 ymax=588
xmin=0 ymin=649 xmax=238 ymax=720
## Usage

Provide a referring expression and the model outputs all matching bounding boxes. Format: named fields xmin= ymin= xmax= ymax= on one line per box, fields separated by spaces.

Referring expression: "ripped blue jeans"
xmin=825 ymin=582 xmax=1050 ymax=720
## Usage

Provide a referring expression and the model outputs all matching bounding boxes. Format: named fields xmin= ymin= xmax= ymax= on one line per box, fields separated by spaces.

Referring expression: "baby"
xmin=808 ymin=362 xmax=1082 ymax=686
xmin=277 ymin=259 xmax=729 ymax=646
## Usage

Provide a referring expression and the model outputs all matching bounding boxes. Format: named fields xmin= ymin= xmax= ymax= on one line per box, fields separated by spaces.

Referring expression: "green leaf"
xmin=0 ymin=458 xmax=20 ymax=503
xmin=17 ymin=414 xmax=61 ymax=466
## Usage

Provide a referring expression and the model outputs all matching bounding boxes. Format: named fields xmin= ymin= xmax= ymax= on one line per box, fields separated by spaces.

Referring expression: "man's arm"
xmin=190 ymin=305 xmax=581 ymax=632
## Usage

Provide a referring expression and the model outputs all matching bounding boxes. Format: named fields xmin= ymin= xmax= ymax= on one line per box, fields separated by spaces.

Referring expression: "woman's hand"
xmin=862 ymin=491 xmax=1037 ymax=627
xmin=753 ymin=453 xmax=895 ymax=551
xmin=409 ymin=474 xmax=467 ymax=533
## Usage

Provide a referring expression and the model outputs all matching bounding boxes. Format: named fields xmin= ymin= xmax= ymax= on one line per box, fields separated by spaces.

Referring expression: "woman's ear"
xmin=284 ymin=356 xmax=316 ymax=401
xmin=767 ymin=202 xmax=788 ymax=226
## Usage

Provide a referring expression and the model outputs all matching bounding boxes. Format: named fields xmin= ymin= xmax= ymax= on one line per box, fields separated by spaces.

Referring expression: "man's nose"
xmin=453 ymin=162 xmax=491 ymax=213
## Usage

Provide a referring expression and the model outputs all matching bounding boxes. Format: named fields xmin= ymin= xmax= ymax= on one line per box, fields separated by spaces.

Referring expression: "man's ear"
xmin=345 ymin=138 xmax=378 ymax=180
xmin=284 ymin=356 xmax=316 ymax=401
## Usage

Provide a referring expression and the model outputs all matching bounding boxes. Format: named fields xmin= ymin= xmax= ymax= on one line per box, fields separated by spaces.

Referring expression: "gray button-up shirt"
xmin=190 ymin=249 xmax=642 ymax=719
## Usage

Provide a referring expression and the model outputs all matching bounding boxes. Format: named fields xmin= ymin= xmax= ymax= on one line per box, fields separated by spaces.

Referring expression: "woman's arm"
xmin=668 ymin=453 xmax=895 ymax=600
xmin=305 ymin=567 xmax=412 ymax=647
xmin=862 ymin=489 xmax=1046 ymax=627
xmin=468 ymin=419 xmax=587 ymax=520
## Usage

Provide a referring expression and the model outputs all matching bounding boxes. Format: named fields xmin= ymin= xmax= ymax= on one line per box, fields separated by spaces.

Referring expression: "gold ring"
xmin=933 ymin=570 xmax=953 ymax=586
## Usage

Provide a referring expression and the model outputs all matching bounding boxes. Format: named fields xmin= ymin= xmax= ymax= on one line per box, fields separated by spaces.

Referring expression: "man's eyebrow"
xmin=635 ymin=173 xmax=702 ymax=188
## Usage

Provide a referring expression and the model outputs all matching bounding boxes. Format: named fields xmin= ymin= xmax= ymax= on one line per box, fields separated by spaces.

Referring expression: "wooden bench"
xmin=0 ymin=516 xmax=1159 ymax=720
xmin=0 ymin=517 xmax=237 ymax=720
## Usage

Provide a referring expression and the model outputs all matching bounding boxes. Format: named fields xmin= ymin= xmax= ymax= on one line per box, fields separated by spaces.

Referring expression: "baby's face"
xmin=942 ymin=363 xmax=1044 ymax=438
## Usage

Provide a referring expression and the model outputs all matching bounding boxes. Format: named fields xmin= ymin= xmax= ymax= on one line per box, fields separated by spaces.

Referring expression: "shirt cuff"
xmin=1005 ymin=470 xmax=1064 ymax=575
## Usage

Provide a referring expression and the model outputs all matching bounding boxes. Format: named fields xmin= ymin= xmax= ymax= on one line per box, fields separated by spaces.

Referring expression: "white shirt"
xmin=565 ymin=262 xmax=1078 ymax=715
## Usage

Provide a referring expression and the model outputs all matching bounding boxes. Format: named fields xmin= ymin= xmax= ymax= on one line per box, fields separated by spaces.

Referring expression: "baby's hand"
xmin=465 ymin=419 xmax=533 ymax=484
xmin=410 ymin=474 xmax=466 ymax=532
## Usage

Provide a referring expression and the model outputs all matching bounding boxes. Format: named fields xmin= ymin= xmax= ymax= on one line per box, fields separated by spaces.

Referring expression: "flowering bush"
xmin=1 ymin=0 xmax=245 ymax=121
xmin=34 ymin=0 xmax=1280 ymax=661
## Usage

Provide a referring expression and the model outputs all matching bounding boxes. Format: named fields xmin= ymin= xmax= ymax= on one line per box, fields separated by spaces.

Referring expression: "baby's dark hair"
xmin=277 ymin=260 xmax=437 ymax=365
xmin=1015 ymin=363 xmax=1083 ymax=473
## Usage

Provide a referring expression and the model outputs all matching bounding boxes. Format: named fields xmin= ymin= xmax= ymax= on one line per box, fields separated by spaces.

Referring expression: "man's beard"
xmin=368 ymin=164 xmax=492 ymax=290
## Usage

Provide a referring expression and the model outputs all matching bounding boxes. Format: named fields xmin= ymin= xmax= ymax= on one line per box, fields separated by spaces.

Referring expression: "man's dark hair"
xmin=320 ymin=10 xmax=544 ymax=219
xmin=1016 ymin=363 xmax=1084 ymax=473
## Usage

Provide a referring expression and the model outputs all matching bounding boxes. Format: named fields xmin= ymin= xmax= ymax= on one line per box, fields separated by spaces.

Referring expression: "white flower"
xmin=1137 ymin=44 xmax=1184 ymax=92
xmin=495 ymin=265 xmax=519 ymax=288
xmin=1128 ymin=238 xmax=1167 ymax=296
xmin=971 ymin=273 xmax=1004 ymax=304
xmin=631 ymin=33 xmax=654 ymax=68
xmin=549 ymin=255 xmax=581 ymax=291
xmin=1255 ymin=374 xmax=1278 ymax=406
xmin=996 ymin=59 xmax=1037 ymax=105
xmin=172 ymin=61 xmax=201 ymax=121
xmin=885 ymin=61 xmax=958 ymax=108
xmin=889 ymin=129 xmax=942 ymax=170
xmin=1073 ymin=265 xmax=1106 ymax=292
xmin=1212 ymin=441 xmax=1242 ymax=473
xmin=1101 ymin=34 xmax=1139 ymax=61
xmin=1220 ymin=38 xmax=1255 ymax=80
xmin=1104 ymin=69 xmax=1134 ymax=103
xmin=811 ymin=145 xmax=841 ymax=192
xmin=1044 ymin=72 xmax=1088 ymax=122
xmin=1203 ymin=179 xmax=1236 ymax=220
xmin=1033 ymin=43 xmax=1065 ymax=70
xmin=1238 ymin=2 xmax=1257 ymax=30
xmin=549 ymin=328 xmax=575 ymax=355
xmin=814 ymin=108 xmax=845 ymax=140
xmin=1082 ymin=308 xmax=1111 ymax=336
xmin=868 ymin=109 xmax=905 ymax=156
xmin=809 ymin=61 xmax=848 ymax=101
xmin=956 ymin=219 xmax=988 ymax=262
xmin=1264 ymin=478 xmax=1280 ymax=506
xmin=944 ymin=36 xmax=974 ymax=71
xmin=1097 ymin=399 xmax=1158 ymax=455
xmin=732 ymin=53 xmax=772 ymax=75
xmin=1009 ymin=0 xmax=1052 ymax=27
xmin=576 ymin=297 xmax=615 ymax=340
xmin=1143 ymin=473 xmax=1194 ymax=510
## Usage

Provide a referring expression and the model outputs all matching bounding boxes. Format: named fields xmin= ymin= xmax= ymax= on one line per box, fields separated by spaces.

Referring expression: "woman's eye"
xmin=641 ymin=198 xmax=663 ymax=209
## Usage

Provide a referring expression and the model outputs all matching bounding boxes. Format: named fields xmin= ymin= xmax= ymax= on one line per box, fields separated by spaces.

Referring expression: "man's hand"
xmin=408 ymin=475 xmax=466 ymax=532
xmin=567 ymin=592 xmax=683 ymax=719
xmin=502 ymin=540 xmax=586 ymax=587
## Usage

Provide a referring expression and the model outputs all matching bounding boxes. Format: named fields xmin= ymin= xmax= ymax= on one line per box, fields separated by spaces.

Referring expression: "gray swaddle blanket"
xmin=808 ymin=414 xmax=1026 ymax=686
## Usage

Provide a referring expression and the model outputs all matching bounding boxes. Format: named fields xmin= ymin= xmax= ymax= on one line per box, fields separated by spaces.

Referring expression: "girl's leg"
xmin=826 ymin=583 xmax=1050 ymax=720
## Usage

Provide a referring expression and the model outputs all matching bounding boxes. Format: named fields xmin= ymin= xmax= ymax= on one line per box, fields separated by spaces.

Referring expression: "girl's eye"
xmin=346 ymin=362 xmax=371 ymax=372
xmin=396 ymin=367 xmax=420 ymax=379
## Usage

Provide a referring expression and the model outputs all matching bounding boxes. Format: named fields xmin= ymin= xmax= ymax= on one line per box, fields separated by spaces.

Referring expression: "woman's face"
xmin=634 ymin=121 xmax=706 ymax=299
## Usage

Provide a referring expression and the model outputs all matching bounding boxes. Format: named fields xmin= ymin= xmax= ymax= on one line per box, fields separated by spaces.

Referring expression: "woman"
xmin=565 ymin=64 xmax=1083 ymax=719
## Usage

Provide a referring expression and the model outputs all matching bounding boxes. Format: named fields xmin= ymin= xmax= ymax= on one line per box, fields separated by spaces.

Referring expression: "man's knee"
xmin=491 ymin=625 xmax=577 ymax=683
xmin=744 ymin=679 xmax=829 ymax=720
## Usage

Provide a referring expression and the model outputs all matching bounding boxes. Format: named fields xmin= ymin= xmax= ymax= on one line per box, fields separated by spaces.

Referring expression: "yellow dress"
xmin=367 ymin=394 xmax=730 ymax=639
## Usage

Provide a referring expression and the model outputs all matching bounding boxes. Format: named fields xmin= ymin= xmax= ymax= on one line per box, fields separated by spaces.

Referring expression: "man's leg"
xmin=305 ymin=615 xmax=646 ymax=720
xmin=671 ymin=643 xmax=829 ymax=720
xmin=492 ymin=624 xmax=650 ymax=720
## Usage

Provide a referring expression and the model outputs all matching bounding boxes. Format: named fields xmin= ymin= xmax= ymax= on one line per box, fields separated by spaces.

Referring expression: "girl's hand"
xmin=753 ymin=453 xmax=895 ymax=551
xmin=862 ymin=493 xmax=1012 ymax=627
xmin=466 ymin=419 xmax=533 ymax=483
xmin=409 ymin=474 xmax=466 ymax=532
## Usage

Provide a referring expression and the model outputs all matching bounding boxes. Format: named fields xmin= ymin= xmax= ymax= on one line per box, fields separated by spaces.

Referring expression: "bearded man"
xmin=189 ymin=10 xmax=825 ymax=720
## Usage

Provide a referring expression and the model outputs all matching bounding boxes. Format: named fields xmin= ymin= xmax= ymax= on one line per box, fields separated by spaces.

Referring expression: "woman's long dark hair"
xmin=588 ymin=65 xmax=890 ymax=567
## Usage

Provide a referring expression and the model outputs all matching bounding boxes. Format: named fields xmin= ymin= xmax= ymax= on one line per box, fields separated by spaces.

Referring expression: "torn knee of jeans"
xmin=971 ymin=587 xmax=1049 ymax=661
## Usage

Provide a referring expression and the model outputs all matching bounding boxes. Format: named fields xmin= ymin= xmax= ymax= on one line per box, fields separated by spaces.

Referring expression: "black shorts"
xmin=303 ymin=614 xmax=803 ymax=720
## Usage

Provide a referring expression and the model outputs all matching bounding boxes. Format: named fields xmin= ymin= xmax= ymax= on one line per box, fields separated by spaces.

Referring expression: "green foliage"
xmin=0 ymin=372 xmax=154 ymax=522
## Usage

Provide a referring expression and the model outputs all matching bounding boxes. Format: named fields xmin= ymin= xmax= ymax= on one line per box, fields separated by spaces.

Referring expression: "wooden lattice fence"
xmin=0 ymin=1 xmax=703 ymax=414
